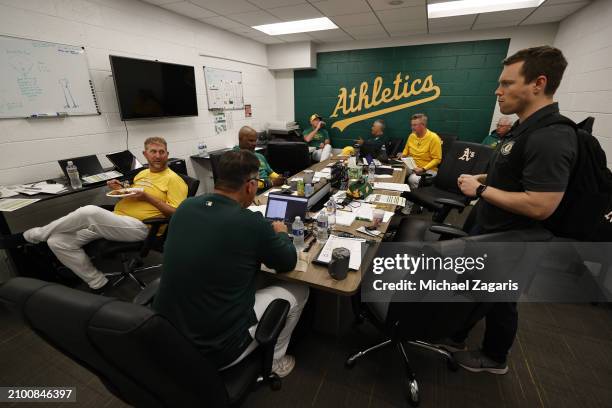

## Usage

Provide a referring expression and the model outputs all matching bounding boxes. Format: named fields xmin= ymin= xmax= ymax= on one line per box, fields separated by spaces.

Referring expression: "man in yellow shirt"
xmin=0 ymin=137 xmax=187 ymax=293
xmin=400 ymin=113 xmax=442 ymax=190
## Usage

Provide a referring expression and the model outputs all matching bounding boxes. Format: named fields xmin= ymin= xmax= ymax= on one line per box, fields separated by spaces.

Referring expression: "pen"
xmin=303 ymin=237 xmax=316 ymax=253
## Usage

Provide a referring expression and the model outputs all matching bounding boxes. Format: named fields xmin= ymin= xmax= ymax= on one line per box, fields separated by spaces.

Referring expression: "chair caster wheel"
xmin=447 ymin=358 xmax=459 ymax=372
xmin=345 ymin=355 xmax=357 ymax=369
xmin=269 ymin=373 xmax=281 ymax=391
xmin=404 ymin=378 xmax=420 ymax=407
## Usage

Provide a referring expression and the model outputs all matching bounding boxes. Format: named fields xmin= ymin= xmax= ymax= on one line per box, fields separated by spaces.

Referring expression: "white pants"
xmin=23 ymin=205 xmax=148 ymax=289
xmin=407 ymin=170 xmax=437 ymax=190
xmin=312 ymin=144 xmax=332 ymax=162
xmin=221 ymin=281 xmax=309 ymax=369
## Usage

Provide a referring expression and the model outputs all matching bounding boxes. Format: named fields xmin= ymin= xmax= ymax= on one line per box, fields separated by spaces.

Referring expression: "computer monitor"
xmin=106 ymin=150 xmax=144 ymax=174
xmin=58 ymin=155 xmax=104 ymax=180
xmin=265 ymin=194 xmax=308 ymax=223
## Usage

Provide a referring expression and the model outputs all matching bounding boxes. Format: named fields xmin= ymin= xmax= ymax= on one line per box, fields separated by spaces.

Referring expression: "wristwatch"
xmin=476 ymin=184 xmax=488 ymax=198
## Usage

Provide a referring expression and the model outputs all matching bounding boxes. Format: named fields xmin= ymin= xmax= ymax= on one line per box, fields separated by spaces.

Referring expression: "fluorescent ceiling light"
xmin=253 ymin=17 xmax=337 ymax=36
xmin=428 ymin=0 xmax=545 ymax=19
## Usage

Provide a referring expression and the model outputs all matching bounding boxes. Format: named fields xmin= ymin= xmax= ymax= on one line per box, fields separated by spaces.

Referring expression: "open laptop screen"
xmin=106 ymin=150 xmax=144 ymax=174
xmin=265 ymin=194 xmax=308 ymax=223
xmin=58 ymin=155 xmax=104 ymax=179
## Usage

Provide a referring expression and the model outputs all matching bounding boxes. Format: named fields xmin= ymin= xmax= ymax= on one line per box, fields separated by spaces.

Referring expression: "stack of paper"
xmin=82 ymin=170 xmax=122 ymax=184
xmin=16 ymin=182 xmax=67 ymax=195
xmin=366 ymin=194 xmax=407 ymax=207
xmin=402 ymin=156 xmax=417 ymax=170
xmin=0 ymin=198 xmax=40 ymax=212
xmin=317 ymin=235 xmax=366 ymax=270
xmin=373 ymin=182 xmax=410 ymax=192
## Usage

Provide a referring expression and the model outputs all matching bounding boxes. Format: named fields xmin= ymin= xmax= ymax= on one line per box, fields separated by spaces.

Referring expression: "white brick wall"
xmin=554 ymin=0 xmax=612 ymax=168
xmin=0 ymin=0 xmax=276 ymax=186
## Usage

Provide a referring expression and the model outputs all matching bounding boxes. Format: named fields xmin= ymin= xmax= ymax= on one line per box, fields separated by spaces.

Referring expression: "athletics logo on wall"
xmin=329 ymin=73 xmax=441 ymax=132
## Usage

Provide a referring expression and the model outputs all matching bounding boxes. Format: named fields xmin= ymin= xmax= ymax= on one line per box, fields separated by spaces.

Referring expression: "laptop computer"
xmin=106 ymin=150 xmax=144 ymax=174
xmin=265 ymin=193 xmax=309 ymax=225
xmin=58 ymin=155 xmax=104 ymax=179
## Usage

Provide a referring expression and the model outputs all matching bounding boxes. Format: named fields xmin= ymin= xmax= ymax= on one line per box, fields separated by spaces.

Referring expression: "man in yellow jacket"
xmin=400 ymin=113 xmax=442 ymax=190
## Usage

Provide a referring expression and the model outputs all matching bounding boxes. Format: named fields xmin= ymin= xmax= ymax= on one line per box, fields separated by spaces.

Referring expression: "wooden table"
xmin=258 ymin=157 xmax=407 ymax=296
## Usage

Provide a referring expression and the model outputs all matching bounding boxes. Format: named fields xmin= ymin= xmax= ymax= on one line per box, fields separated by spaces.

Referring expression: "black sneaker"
xmin=0 ymin=233 xmax=27 ymax=249
xmin=89 ymin=279 xmax=112 ymax=296
xmin=432 ymin=337 xmax=467 ymax=352
xmin=453 ymin=350 xmax=508 ymax=375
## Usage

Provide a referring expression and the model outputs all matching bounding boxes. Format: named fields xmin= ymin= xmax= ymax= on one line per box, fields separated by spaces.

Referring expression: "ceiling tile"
xmin=521 ymin=1 xmax=590 ymax=24
xmin=472 ymin=20 xmax=522 ymax=30
xmin=226 ymin=10 xmax=281 ymax=25
xmin=252 ymin=35 xmax=286 ymax=44
xmin=160 ymin=1 xmax=217 ymax=18
xmin=141 ymin=0 xmax=182 ymax=5
xmin=190 ymin=0 xmax=259 ymax=14
xmin=247 ymin=0 xmax=306 ymax=8
xmin=388 ymin=27 xmax=428 ymax=37
xmin=199 ymin=15 xmax=247 ymax=29
xmin=428 ymin=24 xmax=472 ymax=33
xmin=383 ymin=20 xmax=427 ymax=32
xmin=307 ymin=29 xmax=353 ymax=41
xmin=375 ymin=6 xmax=427 ymax=23
xmin=344 ymin=23 xmax=387 ymax=36
xmin=267 ymin=3 xmax=323 ymax=20
xmin=310 ymin=0 xmax=371 ymax=16
xmin=330 ymin=12 xmax=379 ymax=27
xmin=352 ymin=33 xmax=390 ymax=40
xmin=428 ymin=14 xmax=477 ymax=27
xmin=475 ymin=8 xmax=534 ymax=23
xmin=368 ymin=0 xmax=425 ymax=11
xmin=226 ymin=26 xmax=270 ymax=36
xmin=275 ymin=32 xmax=316 ymax=41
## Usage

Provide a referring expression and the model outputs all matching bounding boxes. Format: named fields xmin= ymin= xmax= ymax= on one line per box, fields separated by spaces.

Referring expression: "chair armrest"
xmin=419 ymin=172 xmax=435 ymax=187
xmin=139 ymin=217 xmax=170 ymax=257
xmin=142 ymin=216 xmax=170 ymax=226
xmin=132 ymin=277 xmax=160 ymax=306
xmin=255 ymin=299 xmax=290 ymax=346
xmin=429 ymin=224 xmax=469 ymax=239
xmin=434 ymin=198 xmax=466 ymax=211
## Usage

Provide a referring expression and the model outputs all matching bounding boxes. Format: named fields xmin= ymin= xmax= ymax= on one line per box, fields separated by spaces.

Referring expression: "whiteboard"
xmin=203 ymin=66 xmax=244 ymax=110
xmin=0 ymin=35 xmax=99 ymax=118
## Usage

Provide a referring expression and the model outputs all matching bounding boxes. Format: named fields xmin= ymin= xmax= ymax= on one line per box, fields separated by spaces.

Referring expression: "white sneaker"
xmin=272 ymin=355 xmax=295 ymax=378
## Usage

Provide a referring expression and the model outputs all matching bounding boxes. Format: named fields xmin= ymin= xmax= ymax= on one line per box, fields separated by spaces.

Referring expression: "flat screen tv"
xmin=109 ymin=56 xmax=198 ymax=120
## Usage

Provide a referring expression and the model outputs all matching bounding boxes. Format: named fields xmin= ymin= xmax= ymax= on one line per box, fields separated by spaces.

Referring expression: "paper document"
xmin=0 ymin=186 xmax=19 ymax=198
xmin=401 ymin=157 xmax=417 ymax=170
xmin=383 ymin=211 xmax=395 ymax=223
xmin=317 ymin=235 xmax=366 ymax=270
xmin=314 ymin=171 xmax=331 ymax=179
xmin=375 ymin=174 xmax=393 ymax=179
xmin=366 ymin=194 xmax=406 ymax=207
xmin=355 ymin=204 xmax=374 ymax=221
xmin=373 ymin=182 xmax=410 ymax=192
xmin=82 ymin=171 xmax=123 ymax=184
xmin=248 ymin=205 xmax=267 ymax=215
xmin=0 ymin=198 xmax=40 ymax=212
xmin=16 ymin=182 xmax=67 ymax=195
xmin=335 ymin=210 xmax=357 ymax=226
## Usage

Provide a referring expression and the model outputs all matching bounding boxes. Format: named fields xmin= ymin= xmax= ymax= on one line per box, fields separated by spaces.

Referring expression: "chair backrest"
xmin=178 ymin=173 xmax=200 ymax=197
xmin=266 ymin=141 xmax=311 ymax=176
xmin=0 ymin=278 xmax=229 ymax=408
xmin=437 ymin=133 xmax=458 ymax=159
xmin=434 ymin=141 xmax=493 ymax=194
xmin=385 ymin=138 xmax=404 ymax=157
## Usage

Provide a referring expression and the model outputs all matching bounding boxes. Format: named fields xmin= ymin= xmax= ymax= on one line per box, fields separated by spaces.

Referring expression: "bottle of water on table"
xmin=66 ymin=161 xmax=82 ymax=189
xmin=316 ymin=211 xmax=329 ymax=243
xmin=292 ymin=216 xmax=305 ymax=250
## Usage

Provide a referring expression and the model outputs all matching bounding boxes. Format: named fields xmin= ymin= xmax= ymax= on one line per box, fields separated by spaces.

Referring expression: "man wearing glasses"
xmin=154 ymin=149 xmax=308 ymax=379
xmin=481 ymin=116 xmax=513 ymax=148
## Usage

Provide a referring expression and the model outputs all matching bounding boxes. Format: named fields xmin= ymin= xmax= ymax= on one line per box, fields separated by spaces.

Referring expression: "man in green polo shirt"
xmin=234 ymin=126 xmax=284 ymax=190
xmin=303 ymin=113 xmax=332 ymax=162
xmin=153 ymin=150 xmax=309 ymax=378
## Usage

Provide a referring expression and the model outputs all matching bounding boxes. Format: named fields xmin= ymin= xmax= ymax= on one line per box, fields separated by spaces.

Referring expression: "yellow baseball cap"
xmin=309 ymin=113 xmax=322 ymax=122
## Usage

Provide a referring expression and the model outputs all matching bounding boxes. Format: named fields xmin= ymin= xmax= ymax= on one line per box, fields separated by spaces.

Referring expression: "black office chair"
xmin=349 ymin=227 xmax=555 ymax=406
xmin=85 ymin=174 xmax=200 ymax=289
xmin=385 ymin=138 xmax=405 ymax=157
xmin=405 ymin=141 xmax=493 ymax=223
xmin=0 ymin=277 xmax=290 ymax=407
xmin=437 ymin=133 xmax=458 ymax=161
xmin=266 ymin=141 xmax=311 ymax=176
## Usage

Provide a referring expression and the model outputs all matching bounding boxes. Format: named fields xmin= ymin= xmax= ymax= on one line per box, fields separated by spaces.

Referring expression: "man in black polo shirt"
xmin=153 ymin=150 xmax=309 ymax=378
xmin=450 ymin=46 xmax=577 ymax=374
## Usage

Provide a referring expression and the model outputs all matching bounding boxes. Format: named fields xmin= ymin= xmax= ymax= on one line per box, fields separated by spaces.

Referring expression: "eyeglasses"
xmin=247 ymin=177 xmax=265 ymax=185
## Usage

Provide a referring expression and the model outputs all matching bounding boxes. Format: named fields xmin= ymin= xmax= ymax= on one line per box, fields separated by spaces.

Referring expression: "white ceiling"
xmin=141 ymin=0 xmax=592 ymax=44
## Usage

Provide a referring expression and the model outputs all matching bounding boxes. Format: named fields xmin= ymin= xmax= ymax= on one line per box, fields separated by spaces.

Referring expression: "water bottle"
xmin=326 ymin=199 xmax=337 ymax=225
xmin=316 ymin=211 xmax=329 ymax=243
xmin=66 ymin=161 xmax=82 ymax=189
xmin=197 ymin=142 xmax=207 ymax=156
xmin=292 ymin=216 xmax=305 ymax=250
xmin=368 ymin=161 xmax=376 ymax=184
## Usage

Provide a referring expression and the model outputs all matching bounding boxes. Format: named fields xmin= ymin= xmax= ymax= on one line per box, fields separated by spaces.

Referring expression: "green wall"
xmin=294 ymin=39 xmax=510 ymax=148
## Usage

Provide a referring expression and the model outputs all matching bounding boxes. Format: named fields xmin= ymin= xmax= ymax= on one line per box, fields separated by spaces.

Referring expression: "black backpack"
xmin=526 ymin=114 xmax=612 ymax=241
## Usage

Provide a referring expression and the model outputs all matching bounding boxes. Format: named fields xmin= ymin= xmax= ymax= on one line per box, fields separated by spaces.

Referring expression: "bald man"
xmin=482 ymin=116 xmax=513 ymax=147
xmin=234 ymin=126 xmax=285 ymax=190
